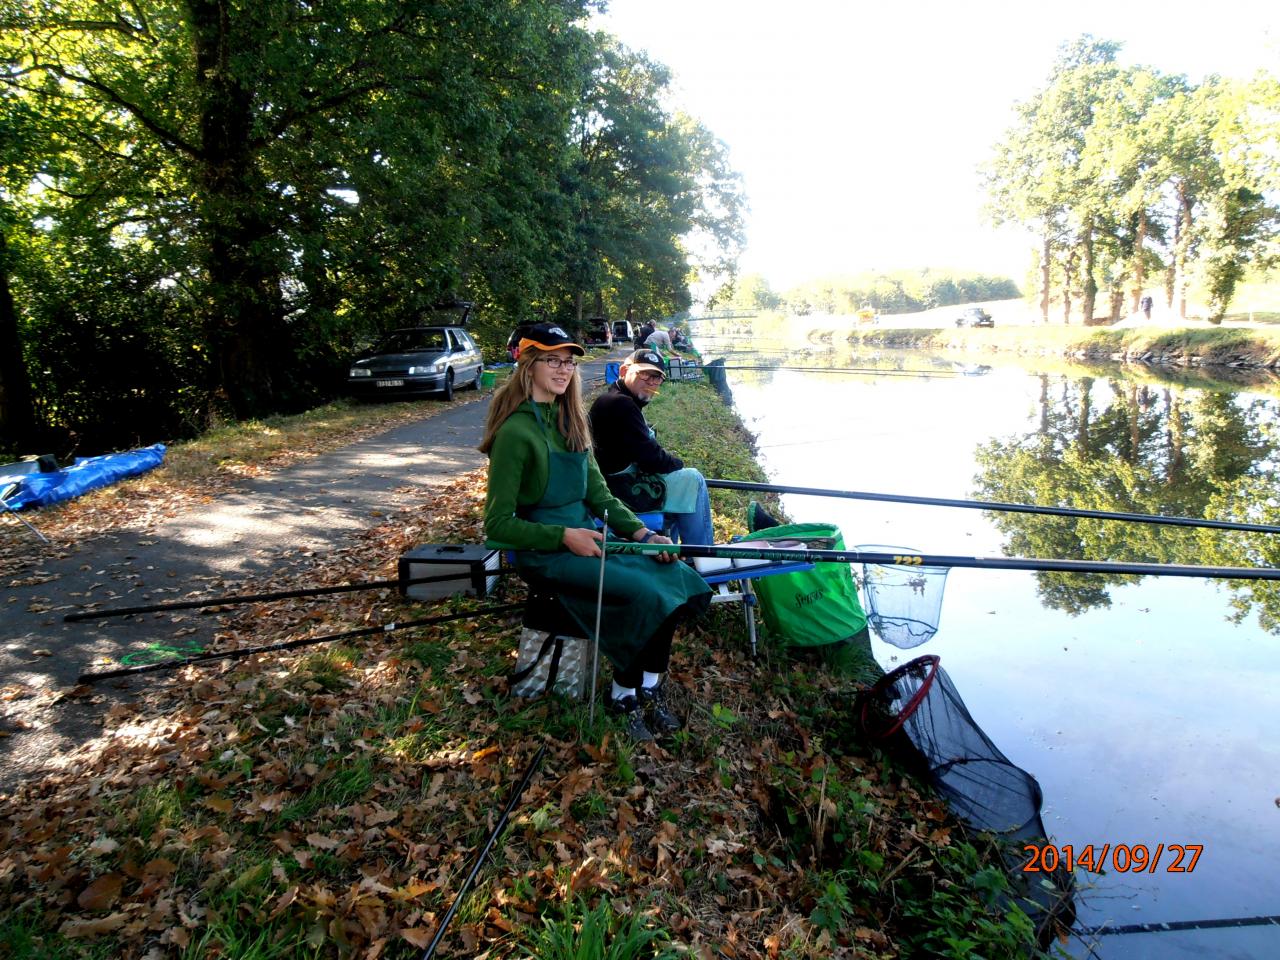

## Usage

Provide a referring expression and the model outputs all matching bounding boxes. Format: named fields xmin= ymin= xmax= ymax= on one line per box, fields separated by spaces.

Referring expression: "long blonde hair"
xmin=479 ymin=346 xmax=592 ymax=453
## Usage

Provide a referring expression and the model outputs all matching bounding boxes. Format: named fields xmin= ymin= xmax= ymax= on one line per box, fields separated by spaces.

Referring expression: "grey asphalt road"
xmin=0 ymin=353 xmax=626 ymax=793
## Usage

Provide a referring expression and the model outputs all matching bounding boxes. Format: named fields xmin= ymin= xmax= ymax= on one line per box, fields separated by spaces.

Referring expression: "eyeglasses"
xmin=636 ymin=371 xmax=665 ymax=384
xmin=535 ymin=356 xmax=579 ymax=369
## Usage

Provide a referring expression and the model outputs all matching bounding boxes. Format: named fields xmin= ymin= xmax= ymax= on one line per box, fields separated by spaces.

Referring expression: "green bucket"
xmin=480 ymin=370 xmax=498 ymax=389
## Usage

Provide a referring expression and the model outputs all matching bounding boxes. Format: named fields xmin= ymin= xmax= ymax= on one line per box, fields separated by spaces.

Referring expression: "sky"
xmin=593 ymin=0 xmax=1279 ymax=293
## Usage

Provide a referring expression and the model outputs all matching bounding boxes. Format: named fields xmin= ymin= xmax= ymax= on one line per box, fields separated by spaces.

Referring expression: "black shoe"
xmin=637 ymin=682 xmax=682 ymax=734
xmin=609 ymin=695 xmax=655 ymax=742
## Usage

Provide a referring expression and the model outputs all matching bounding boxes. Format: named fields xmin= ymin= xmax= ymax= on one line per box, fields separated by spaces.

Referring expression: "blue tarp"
xmin=0 ymin=444 xmax=166 ymax=511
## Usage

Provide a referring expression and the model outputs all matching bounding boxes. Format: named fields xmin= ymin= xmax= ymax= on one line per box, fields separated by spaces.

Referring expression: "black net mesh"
xmin=856 ymin=546 xmax=949 ymax=649
xmin=859 ymin=655 xmax=1075 ymax=940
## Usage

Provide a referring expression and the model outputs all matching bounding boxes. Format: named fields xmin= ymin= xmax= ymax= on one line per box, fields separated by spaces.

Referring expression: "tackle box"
xmin=397 ymin=544 xmax=501 ymax=600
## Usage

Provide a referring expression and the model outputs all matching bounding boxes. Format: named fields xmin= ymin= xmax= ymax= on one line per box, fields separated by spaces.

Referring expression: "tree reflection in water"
xmin=972 ymin=373 xmax=1280 ymax=627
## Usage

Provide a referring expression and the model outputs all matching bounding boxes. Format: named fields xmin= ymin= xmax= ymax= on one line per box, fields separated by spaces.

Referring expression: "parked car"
xmin=611 ymin=319 xmax=635 ymax=343
xmin=348 ymin=323 xmax=483 ymax=401
xmin=582 ymin=316 xmax=612 ymax=347
xmin=506 ymin=322 xmax=540 ymax=362
xmin=955 ymin=307 xmax=994 ymax=328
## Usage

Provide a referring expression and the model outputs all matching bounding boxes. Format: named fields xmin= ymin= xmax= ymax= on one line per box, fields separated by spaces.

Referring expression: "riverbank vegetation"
xmin=730 ymin=269 xmax=1020 ymax=317
xmin=985 ymin=37 xmax=1279 ymax=326
xmin=0 ymin=382 xmax=1056 ymax=959
xmin=847 ymin=322 xmax=1280 ymax=370
xmin=0 ymin=3 xmax=744 ymax=456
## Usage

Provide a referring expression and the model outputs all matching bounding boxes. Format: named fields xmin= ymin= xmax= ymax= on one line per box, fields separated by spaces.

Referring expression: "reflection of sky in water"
xmin=716 ymin=348 xmax=1280 ymax=958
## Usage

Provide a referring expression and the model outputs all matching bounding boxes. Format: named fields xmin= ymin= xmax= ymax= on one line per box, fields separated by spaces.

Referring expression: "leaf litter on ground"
xmin=1 ymin=457 xmax=1041 ymax=958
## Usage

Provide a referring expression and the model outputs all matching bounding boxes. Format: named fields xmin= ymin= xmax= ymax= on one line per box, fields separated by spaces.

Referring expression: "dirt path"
xmin=0 ymin=390 xmax=507 ymax=792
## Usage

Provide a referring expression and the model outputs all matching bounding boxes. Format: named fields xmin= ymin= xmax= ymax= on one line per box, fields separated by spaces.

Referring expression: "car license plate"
xmin=375 ymin=379 xmax=404 ymax=387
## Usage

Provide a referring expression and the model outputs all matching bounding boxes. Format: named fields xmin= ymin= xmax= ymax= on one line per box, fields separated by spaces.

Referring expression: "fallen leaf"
xmin=60 ymin=912 xmax=128 ymax=938
xmin=306 ymin=833 xmax=340 ymax=850
xmin=77 ymin=874 xmax=125 ymax=912
xmin=399 ymin=926 xmax=435 ymax=948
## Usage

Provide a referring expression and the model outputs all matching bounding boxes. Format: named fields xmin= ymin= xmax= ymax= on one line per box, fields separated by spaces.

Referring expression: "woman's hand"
xmin=645 ymin=533 xmax=677 ymax=563
xmin=563 ymin=526 xmax=604 ymax=557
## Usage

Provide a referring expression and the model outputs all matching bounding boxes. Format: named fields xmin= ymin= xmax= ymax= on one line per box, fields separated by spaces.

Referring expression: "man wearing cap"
xmin=587 ymin=348 xmax=715 ymax=547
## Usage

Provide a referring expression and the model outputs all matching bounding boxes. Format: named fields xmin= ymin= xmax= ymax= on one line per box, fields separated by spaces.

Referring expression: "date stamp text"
xmin=1022 ymin=843 xmax=1202 ymax=874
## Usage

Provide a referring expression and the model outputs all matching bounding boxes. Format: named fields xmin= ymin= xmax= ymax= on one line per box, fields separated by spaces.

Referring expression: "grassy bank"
xmin=847 ymin=324 xmax=1280 ymax=370
xmin=0 ymin=382 xmax=1054 ymax=958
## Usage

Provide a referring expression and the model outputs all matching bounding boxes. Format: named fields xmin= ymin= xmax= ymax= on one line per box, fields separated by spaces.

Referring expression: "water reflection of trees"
xmin=974 ymin=375 xmax=1280 ymax=628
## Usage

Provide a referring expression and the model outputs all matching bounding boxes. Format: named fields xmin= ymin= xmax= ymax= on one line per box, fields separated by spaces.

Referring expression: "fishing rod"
xmin=710 ymin=364 xmax=958 ymax=377
xmin=421 ymin=744 xmax=547 ymax=960
xmin=705 ymin=478 xmax=1280 ymax=537
xmin=1081 ymin=912 xmax=1280 ymax=936
xmin=606 ymin=541 xmax=1280 ymax=582
xmin=0 ymin=482 xmax=49 ymax=544
xmin=76 ymin=602 xmax=524 ymax=683
xmin=64 ymin=568 xmax=518 ymax=622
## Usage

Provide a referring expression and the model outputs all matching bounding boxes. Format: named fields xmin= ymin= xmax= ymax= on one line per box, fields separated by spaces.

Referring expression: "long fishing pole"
xmin=606 ymin=541 xmax=1280 ymax=582
xmin=64 ymin=568 xmax=517 ymax=622
xmin=76 ymin=602 xmax=524 ymax=683
xmin=705 ymin=478 xmax=1280 ymax=537
xmin=421 ymin=743 xmax=547 ymax=960
xmin=710 ymin=364 xmax=958 ymax=377
xmin=0 ymin=482 xmax=49 ymax=544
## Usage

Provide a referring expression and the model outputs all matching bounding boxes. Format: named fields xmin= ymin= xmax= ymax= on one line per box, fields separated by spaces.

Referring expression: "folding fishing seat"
xmin=691 ymin=545 xmax=814 ymax=658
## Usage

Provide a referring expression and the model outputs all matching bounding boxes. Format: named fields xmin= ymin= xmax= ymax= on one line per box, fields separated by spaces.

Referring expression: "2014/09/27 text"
xmin=1022 ymin=843 xmax=1202 ymax=874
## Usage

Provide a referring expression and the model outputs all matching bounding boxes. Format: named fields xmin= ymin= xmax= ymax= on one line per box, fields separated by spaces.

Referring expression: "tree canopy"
xmin=985 ymin=36 xmax=1280 ymax=326
xmin=0 ymin=1 xmax=745 ymax=453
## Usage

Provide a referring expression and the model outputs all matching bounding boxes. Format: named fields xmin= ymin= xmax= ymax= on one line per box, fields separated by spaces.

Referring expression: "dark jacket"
xmin=588 ymin=381 xmax=684 ymax=477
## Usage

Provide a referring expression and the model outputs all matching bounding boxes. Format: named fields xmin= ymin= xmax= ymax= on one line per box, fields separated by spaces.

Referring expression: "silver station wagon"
xmin=348 ymin=322 xmax=484 ymax=401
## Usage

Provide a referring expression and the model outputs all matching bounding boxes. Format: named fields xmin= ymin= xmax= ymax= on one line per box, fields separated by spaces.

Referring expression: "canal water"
xmin=698 ymin=332 xmax=1280 ymax=958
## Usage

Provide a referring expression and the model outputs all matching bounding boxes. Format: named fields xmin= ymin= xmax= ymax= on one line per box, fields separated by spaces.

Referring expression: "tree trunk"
xmin=1172 ymin=183 xmax=1193 ymax=320
xmin=0 ymin=230 xmax=36 ymax=452
xmin=1062 ymin=247 xmax=1077 ymax=325
xmin=1165 ymin=389 xmax=1185 ymax=484
xmin=1081 ymin=218 xmax=1096 ymax=324
xmin=189 ymin=0 xmax=287 ymax=420
xmin=1076 ymin=377 xmax=1092 ymax=454
xmin=1040 ymin=234 xmax=1052 ymax=324
xmin=1127 ymin=383 xmax=1140 ymax=464
xmin=1130 ymin=210 xmax=1147 ymax=313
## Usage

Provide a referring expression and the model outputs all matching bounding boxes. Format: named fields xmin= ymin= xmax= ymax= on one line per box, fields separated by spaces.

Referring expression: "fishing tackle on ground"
xmin=421 ymin=744 xmax=547 ymax=960
xmin=77 ymin=602 xmax=524 ymax=683
xmin=64 ymin=568 xmax=520 ymax=622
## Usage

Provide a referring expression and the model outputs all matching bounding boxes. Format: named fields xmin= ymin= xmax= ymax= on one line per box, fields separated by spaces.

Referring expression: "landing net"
xmin=855 ymin=545 xmax=949 ymax=648
xmin=859 ymin=655 xmax=1074 ymax=941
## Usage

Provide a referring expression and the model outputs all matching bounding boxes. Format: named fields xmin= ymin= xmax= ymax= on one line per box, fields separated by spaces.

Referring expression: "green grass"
xmin=0 ymin=908 xmax=120 ymax=960
xmin=642 ymin=379 xmax=789 ymax=536
xmin=525 ymin=897 xmax=681 ymax=960
xmin=276 ymin=754 xmax=374 ymax=827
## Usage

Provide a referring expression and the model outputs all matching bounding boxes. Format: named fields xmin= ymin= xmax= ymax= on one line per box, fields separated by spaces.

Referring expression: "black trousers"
xmin=614 ymin=619 xmax=676 ymax=688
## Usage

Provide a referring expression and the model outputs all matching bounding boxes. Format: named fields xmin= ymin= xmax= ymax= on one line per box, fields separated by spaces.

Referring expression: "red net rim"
xmin=859 ymin=654 xmax=940 ymax=740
